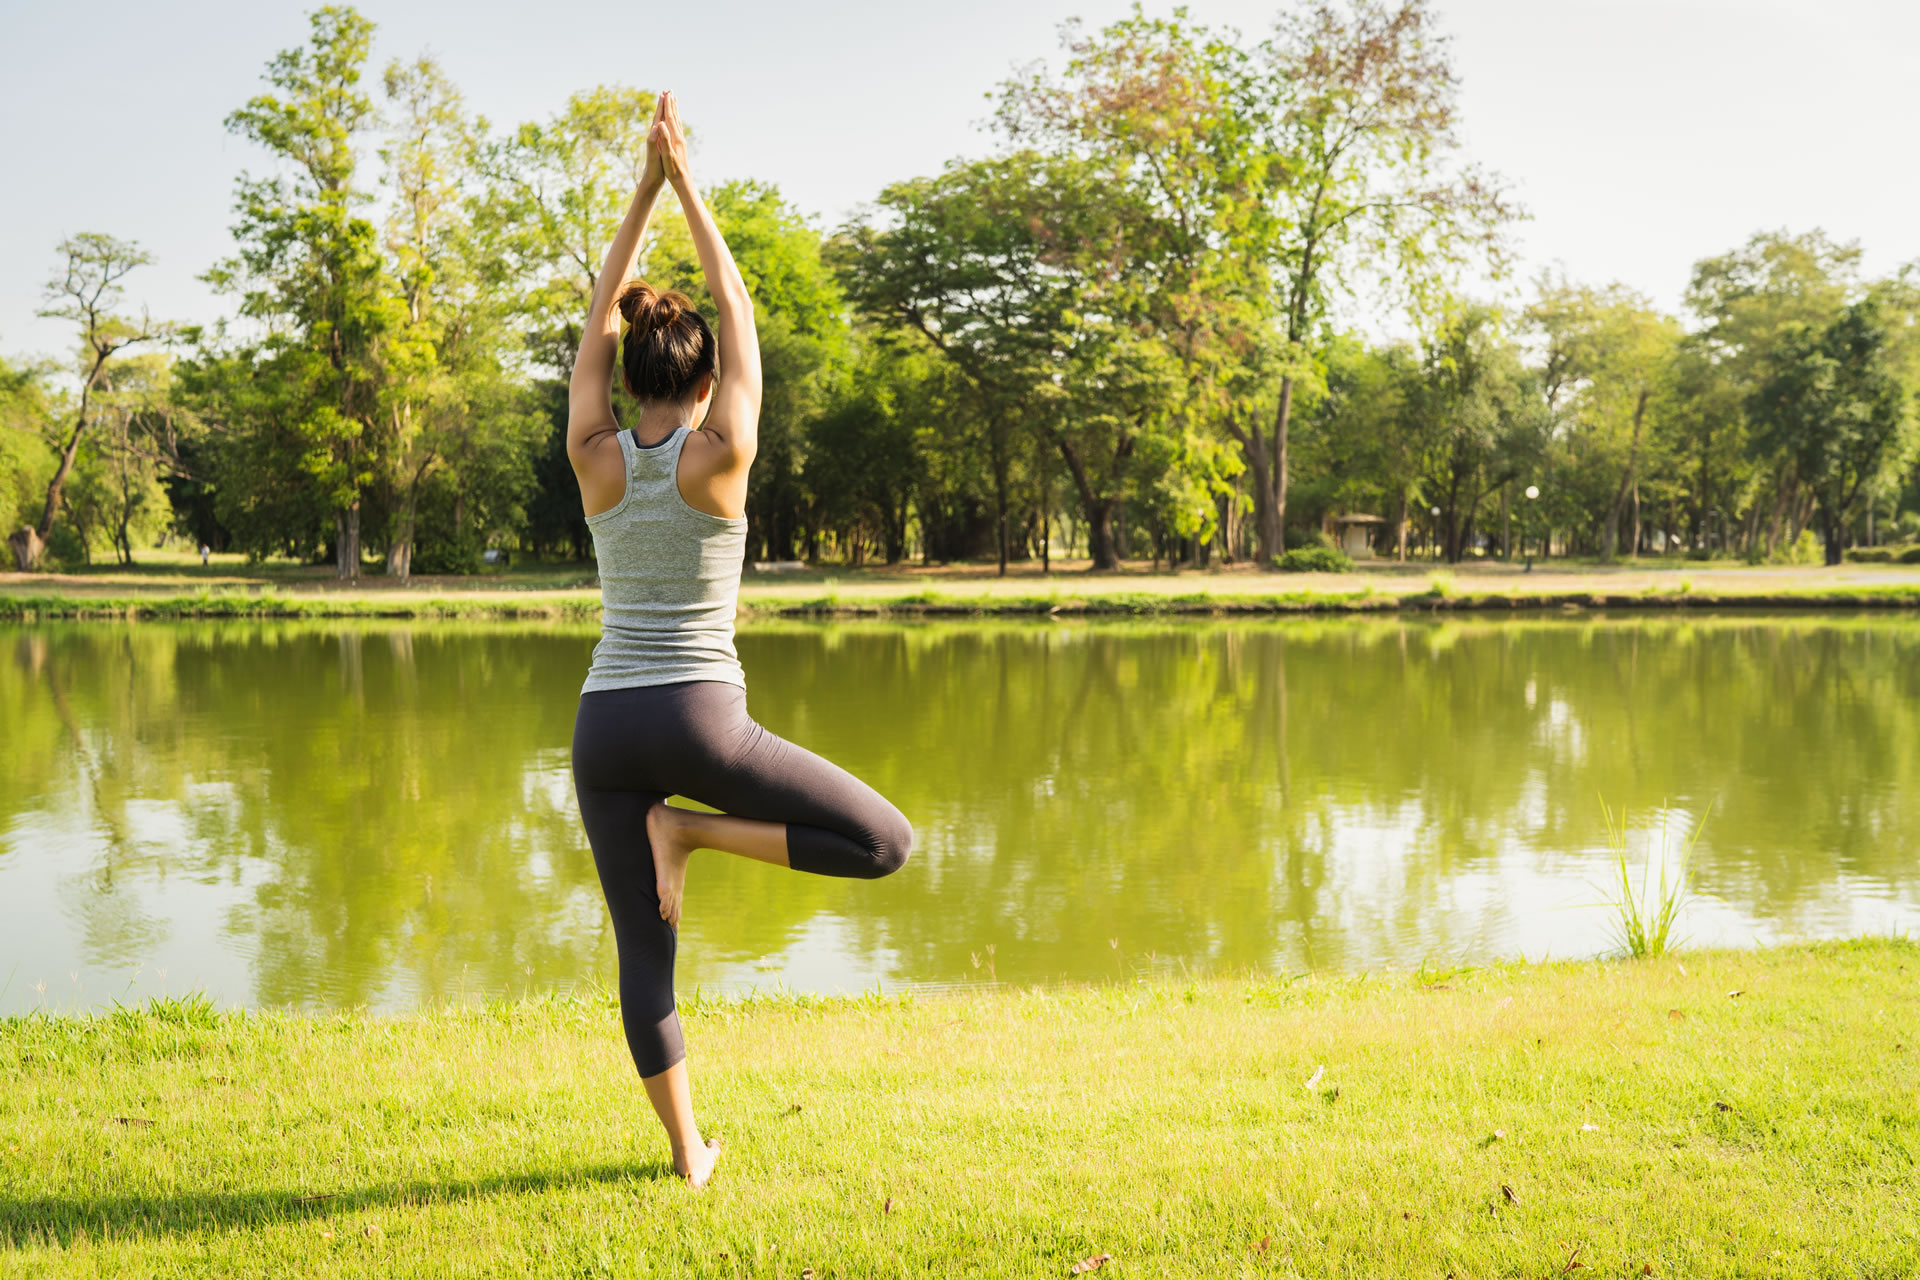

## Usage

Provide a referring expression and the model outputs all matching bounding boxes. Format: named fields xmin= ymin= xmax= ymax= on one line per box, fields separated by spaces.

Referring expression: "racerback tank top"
xmin=581 ymin=426 xmax=748 ymax=694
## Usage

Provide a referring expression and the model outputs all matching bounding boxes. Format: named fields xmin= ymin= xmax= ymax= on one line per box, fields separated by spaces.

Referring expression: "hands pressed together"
xmin=641 ymin=90 xmax=691 ymax=192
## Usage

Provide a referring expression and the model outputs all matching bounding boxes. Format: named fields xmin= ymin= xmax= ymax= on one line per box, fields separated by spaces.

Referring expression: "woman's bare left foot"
xmin=646 ymin=802 xmax=695 ymax=928
xmin=675 ymin=1136 xmax=722 ymax=1190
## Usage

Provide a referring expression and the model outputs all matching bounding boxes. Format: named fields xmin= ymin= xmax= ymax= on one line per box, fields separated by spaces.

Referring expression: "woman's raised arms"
xmin=566 ymin=96 xmax=669 ymax=517
xmin=650 ymin=92 xmax=762 ymax=506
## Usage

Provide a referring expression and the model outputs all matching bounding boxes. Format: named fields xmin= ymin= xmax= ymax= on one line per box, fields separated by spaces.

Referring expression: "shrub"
xmin=1778 ymin=529 xmax=1822 ymax=565
xmin=1274 ymin=546 xmax=1354 ymax=573
xmin=1283 ymin=526 xmax=1335 ymax=552
xmin=411 ymin=531 xmax=484 ymax=576
xmin=1902 ymin=546 xmax=1920 ymax=565
xmin=1845 ymin=546 xmax=1897 ymax=564
xmin=43 ymin=523 xmax=89 ymax=571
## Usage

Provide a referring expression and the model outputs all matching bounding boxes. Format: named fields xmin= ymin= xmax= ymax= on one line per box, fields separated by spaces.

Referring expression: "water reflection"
xmin=2 ymin=615 xmax=1916 ymax=1014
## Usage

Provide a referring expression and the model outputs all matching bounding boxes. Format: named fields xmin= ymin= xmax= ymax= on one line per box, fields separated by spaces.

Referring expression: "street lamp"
xmin=1523 ymin=485 xmax=1540 ymax=572
xmin=1430 ymin=505 xmax=1442 ymax=562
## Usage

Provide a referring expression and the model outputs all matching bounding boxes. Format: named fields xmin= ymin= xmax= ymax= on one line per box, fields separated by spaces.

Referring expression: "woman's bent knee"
xmin=869 ymin=809 xmax=914 ymax=878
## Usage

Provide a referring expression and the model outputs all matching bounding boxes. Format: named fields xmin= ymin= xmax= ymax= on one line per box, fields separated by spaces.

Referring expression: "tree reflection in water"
xmin=2 ymin=615 xmax=1915 ymax=1013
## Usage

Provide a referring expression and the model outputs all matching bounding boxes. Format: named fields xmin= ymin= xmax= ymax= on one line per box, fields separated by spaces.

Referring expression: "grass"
xmin=4 ymin=941 xmax=1916 ymax=1277
xmin=1601 ymin=802 xmax=1703 ymax=960
xmin=6 ymin=579 xmax=1920 ymax=622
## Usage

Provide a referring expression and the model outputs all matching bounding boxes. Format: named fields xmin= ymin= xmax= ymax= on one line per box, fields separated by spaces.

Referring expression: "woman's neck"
xmin=631 ymin=399 xmax=692 ymax=446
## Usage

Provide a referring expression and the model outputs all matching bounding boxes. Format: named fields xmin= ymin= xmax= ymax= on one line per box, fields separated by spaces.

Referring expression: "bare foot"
xmin=646 ymin=802 xmax=696 ymax=928
xmin=674 ymin=1136 xmax=722 ymax=1190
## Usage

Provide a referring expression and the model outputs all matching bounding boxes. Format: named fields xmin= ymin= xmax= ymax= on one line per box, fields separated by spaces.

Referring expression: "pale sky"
xmin=3 ymin=0 xmax=1916 ymax=367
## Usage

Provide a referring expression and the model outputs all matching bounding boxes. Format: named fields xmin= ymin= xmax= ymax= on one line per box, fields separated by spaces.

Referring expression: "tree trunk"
xmin=1228 ymin=414 xmax=1275 ymax=565
xmin=1227 ymin=386 xmax=1291 ymax=566
xmin=1822 ymin=511 xmax=1844 ymax=566
xmin=336 ymin=504 xmax=362 ymax=580
xmin=990 ymin=425 xmax=1009 ymax=577
xmin=9 ymin=528 xmax=46 ymax=571
xmin=1601 ymin=388 xmax=1650 ymax=561
xmin=1267 ymin=377 xmax=1293 ymax=561
xmin=1085 ymin=497 xmax=1119 ymax=571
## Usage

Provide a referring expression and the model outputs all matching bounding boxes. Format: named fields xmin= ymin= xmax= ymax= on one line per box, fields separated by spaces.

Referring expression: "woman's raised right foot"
xmin=646 ymin=802 xmax=696 ymax=928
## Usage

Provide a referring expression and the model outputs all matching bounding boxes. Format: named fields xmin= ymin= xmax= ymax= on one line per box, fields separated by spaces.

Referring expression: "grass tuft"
xmin=1601 ymin=799 xmax=1704 ymax=959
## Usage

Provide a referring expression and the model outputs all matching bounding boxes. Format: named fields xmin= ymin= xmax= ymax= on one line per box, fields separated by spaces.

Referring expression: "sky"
xmin=3 ymin=0 xmax=1916 ymax=367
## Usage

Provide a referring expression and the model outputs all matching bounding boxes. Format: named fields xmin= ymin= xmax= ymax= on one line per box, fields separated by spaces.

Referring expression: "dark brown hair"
xmin=615 ymin=281 xmax=715 ymax=402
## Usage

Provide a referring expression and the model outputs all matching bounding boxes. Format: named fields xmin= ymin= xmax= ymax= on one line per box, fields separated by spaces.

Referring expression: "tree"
xmin=1411 ymin=306 xmax=1545 ymax=563
xmin=0 ymin=358 xmax=59 ymax=552
xmin=1681 ymin=229 xmax=1860 ymax=556
xmin=1527 ymin=277 xmax=1680 ymax=558
xmin=996 ymin=9 xmax=1264 ymax=569
xmin=476 ymin=85 xmax=660 ymax=375
xmin=1288 ymin=335 xmax=1421 ymax=557
xmin=9 ymin=234 xmax=166 ymax=570
xmin=72 ymin=352 xmax=180 ymax=566
xmin=1233 ymin=0 xmax=1515 ymax=561
xmin=838 ymin=153 xmax=1075 ymax=571
xmin=208 ymin=5 xmax=400 ymax=578
xmin=804 ymin=370 xmax=921 ymax=565
xmin=372 ymin=54 xmax=541 ymax=579
xmin=1751 ymin=299 xmax=1918 ymax=564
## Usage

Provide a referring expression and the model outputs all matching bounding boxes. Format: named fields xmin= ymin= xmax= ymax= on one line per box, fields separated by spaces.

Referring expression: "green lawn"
xmin=4 ymin=940 xmax=1915 ymax=1277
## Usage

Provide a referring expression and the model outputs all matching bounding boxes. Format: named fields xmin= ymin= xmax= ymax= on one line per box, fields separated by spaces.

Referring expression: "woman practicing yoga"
xmin=567 ymin=93 xmax=912 ymax=1190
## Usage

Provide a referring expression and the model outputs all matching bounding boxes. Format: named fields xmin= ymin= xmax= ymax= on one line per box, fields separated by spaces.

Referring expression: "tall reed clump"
xmin=1601 ymin=799 xmax=1706 ymax=959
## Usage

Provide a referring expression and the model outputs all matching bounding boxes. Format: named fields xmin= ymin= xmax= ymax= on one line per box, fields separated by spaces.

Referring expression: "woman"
xmin=567 ymin=92 xmax=913 ymax=1190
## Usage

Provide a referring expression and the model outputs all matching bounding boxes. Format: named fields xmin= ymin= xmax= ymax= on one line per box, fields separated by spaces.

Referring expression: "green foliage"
xmin=1273 ymin=545 xmax=1353 ymax=573
xmin=1410 ymin=306 xmax=1551 ymax=562
xmin=1775 ymin=529 xmax=1823 ymax=565
xmin=0 ymin=357 xmax=57 ymax=538
xmin=409 ymin=528 xmax=482 ymax=576
xmin=1751 ymin=298 xmax=1919 ymax=565
xmin=10 ymin=8 xmax=1920 ymax=571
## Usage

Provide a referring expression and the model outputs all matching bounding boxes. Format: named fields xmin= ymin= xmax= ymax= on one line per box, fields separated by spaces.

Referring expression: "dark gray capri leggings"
xmin=572 ymin=680 xmax=912 ymax=1077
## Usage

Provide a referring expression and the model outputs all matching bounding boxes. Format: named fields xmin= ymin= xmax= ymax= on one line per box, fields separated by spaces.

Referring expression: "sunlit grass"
xmin=4 ymin=942 xmax=1916 ymax=1277
xmin=4 ymin=570 xmax=1920 ymax=622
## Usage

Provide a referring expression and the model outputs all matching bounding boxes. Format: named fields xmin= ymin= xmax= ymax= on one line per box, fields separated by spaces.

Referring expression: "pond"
xmin=2 ymin=615 xmax=1916 ymax=1015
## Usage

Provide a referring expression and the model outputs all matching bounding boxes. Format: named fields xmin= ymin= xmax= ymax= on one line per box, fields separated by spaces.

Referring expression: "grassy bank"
xmin=4 ymin=940 xmax=1915 ymax=1277
xmin=6 ymin=577 xmax=1920 ymax=622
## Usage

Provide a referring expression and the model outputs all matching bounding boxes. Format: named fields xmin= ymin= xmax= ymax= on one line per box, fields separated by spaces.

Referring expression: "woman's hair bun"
xmin=614 ymin=279 xmax=716 ymax=402
xmin=616 ymin=280 xmax=688 ymax=330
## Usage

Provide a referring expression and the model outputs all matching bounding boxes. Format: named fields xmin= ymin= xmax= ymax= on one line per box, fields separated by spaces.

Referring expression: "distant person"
xmin=565 ymin=93 xmax=911 ymax=1191
xmin=199 ymin=543 xmax=210 ymax=566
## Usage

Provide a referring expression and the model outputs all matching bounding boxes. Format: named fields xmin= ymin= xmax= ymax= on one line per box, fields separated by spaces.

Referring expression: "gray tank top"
xmin=581 ymin=426 xmax=748 ymax=694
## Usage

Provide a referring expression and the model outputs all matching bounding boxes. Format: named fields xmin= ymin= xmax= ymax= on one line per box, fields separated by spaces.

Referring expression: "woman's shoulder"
xmin=572 ymin=424 xmax=629 ymax=520
xmin=674 ymin=427 xmax=751 ymax=521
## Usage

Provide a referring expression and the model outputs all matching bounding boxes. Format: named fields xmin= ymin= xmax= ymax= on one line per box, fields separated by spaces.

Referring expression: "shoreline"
xmin=6 ymin=580 xmax=1920 ymax=622
xmin=6 ymin=939 xmax=1915 ymax=1275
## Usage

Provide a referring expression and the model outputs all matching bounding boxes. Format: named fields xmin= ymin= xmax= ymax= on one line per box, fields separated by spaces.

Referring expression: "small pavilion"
xmin=1329 ymin=513 xmax=1387 ymax=559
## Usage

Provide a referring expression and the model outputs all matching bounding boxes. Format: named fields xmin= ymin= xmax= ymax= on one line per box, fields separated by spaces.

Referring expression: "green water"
xmin=2 ymin=616 xmax=1915 ymax=1014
